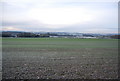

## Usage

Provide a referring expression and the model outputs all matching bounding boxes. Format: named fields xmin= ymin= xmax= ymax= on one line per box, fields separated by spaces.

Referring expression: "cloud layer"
xmin=1 ymin=0 xmax=119 ymax=33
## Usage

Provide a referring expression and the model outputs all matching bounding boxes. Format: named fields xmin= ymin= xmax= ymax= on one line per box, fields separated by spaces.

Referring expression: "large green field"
xmin=2 ymin=38 xmax=118 ymax=79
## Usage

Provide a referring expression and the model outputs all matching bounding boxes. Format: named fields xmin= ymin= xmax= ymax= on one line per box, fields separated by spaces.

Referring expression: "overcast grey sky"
xmin=0 ymin=0 xmax=119 ymax=33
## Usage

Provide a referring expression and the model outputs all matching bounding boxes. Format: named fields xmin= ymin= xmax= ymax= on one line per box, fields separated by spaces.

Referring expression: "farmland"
xmin=2 ymin=38 xmax=118 ymax=79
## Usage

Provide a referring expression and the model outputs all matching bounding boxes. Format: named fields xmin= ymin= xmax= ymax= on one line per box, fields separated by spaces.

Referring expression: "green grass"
xmin=2 ymin=38 xmax=118 ymax=48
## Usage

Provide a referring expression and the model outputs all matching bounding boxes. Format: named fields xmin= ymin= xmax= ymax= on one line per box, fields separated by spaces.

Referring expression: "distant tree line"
xmin=110 ymin=35 xmax=120 ymax=39
xmin=1 ymin=31 xmax=120 ymax=39
xmin=2 ymin=32 xmax=12 ymax=37
xmin=1 ymin=32 xmax=50 ymax=38
xmin=1 ymin=32 xmax=73 ymax=38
